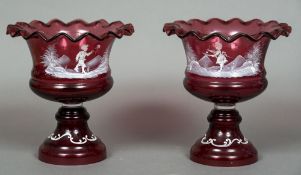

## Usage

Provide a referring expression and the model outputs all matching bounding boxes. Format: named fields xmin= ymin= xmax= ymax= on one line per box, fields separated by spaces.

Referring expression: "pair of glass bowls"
xmin=6 ymin=18 xmax=291 ymax=166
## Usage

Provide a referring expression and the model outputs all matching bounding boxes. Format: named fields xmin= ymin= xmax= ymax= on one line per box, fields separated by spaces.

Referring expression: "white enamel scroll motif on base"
xmin=48 ymin=130 xmax=97 ymax=145
xmin=200 ymin=134 xmax=249 ymax=148
xmin=185 ymin=42 xmax=262 ymax=78
xmin=41 ymin=44 xmax=109 ymax=79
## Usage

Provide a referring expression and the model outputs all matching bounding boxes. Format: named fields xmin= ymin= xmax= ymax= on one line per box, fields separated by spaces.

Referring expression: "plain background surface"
xmin=0 ymin=0 xmax=300 ymax=174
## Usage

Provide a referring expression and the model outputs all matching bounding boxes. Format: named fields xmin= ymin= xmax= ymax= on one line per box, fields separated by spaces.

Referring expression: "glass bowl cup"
xmin=164 ymin=18 xmax=291 ymax=166
xmin=7 ymin=19 xmax=134 ymax=165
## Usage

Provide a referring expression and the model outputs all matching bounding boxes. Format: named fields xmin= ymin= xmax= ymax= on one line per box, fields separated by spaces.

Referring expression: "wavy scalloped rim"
xmin=163 ymin=18 xmax=291 ymax=42
xmin=7 ymin=19 xmax=134 ymax=42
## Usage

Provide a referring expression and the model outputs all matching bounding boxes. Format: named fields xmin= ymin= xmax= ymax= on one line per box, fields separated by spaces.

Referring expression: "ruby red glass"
xmin=7 ymin=19 xmax=134 ymax=165
xmin=164 ymin=18 xmax=291 ymax=166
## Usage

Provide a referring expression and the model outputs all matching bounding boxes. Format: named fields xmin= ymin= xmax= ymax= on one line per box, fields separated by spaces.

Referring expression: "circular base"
xmin=39 ymin=141 xmax=107 ymax=165
xmin=190 ymin=141 xmax=257 ymax=167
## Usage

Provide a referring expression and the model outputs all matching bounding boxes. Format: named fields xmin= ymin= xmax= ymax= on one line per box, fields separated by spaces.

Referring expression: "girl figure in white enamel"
xmin=74 ymin=44 xmax=93 ymax=73
xmin=207 ymin=42 xmax=228 ymax=71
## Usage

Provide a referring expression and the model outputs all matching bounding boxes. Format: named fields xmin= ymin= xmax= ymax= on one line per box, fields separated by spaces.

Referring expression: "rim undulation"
xmin=7 ymin=19 xmax=134 ymax=42
xmin=163 ymin=18 xmax=291 ymax=42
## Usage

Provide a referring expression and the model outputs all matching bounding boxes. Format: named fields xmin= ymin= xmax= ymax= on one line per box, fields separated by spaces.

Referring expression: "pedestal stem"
xmin=39 ymin=105 xmax=106 ymax=165
xmin=190 ymin=105 xmax=257 ymax=166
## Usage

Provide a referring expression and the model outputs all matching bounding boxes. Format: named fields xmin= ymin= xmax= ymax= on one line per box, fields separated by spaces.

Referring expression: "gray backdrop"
xmin=0 ymin=0 xmax=300 ymax=174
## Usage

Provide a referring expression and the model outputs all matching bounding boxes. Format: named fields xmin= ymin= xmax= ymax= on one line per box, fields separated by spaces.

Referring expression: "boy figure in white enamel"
xmin=207 ymin=42 xmax=228 ymax=71
xmin=74 ymin=44 xmax=92 ymax=73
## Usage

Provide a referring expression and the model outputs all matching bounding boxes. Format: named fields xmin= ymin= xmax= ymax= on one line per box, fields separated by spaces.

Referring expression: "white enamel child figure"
xmin=74 ymin=44 xmax=93 ymax=73
xmin=206 ymin=42 xmax=228 ymax=71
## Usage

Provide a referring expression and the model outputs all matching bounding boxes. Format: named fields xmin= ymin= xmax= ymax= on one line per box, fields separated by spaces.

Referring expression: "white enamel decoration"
xmin=200 ymin=134 xmax=248 ymax=148
xmin=41 ymin=44 xmax=109 ymax=79
xmin=48 ymin=130 xmax=97 ymax=145
xmin=185 ymin=42 xmax=261 ymax=78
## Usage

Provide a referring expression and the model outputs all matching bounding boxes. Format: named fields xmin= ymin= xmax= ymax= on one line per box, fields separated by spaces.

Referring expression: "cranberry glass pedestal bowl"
xmin=7 ymin=19 xmax=134 ymax=165
xmin=164 ymin=18 xmax=291 ymax=166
